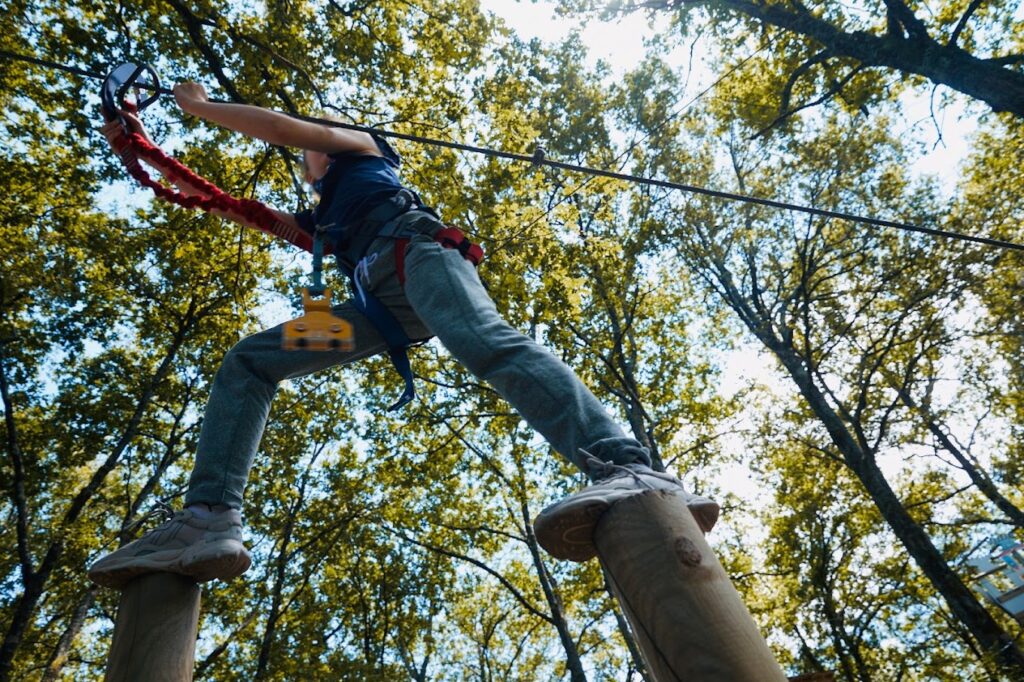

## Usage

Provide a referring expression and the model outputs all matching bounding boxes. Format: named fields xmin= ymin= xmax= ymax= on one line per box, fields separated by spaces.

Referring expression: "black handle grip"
xmin=101 ymin=62 xmax=161 ymax=120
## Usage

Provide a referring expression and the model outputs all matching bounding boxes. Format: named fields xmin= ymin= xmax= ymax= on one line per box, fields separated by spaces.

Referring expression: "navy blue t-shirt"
xmin=294 ymin=135 xmax=403 ymax=249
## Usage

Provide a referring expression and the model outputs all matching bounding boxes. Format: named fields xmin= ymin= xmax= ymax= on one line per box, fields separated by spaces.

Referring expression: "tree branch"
xmin=165 ymin=0 xmax=245 ymax=103
xmin=0 ymin=347 xmax=33 ymax=579
xmin=751 ymin=64 xmax=865 ymax=139
xmin=779 ymin=49 xmax=832 ymax=114
xmin=881 ymin=0 xmax=931 ymax=41
xmin=948 ymin=0 xmax=985 ymax=47
xmin=386 ymin=527 xmax=554 ymax=625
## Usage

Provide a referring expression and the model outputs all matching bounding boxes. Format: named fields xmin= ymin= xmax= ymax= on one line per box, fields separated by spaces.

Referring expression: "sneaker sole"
xmin=183 ymin=539 xmax=253 ymax=583
xmin=534 ymin=494 xmax=720 ymax=563
xmin=534 ymin=501 xmax=608 ymax=562
xmin=688 ymin=499 xmax=720 ymax=534
xmin=88 ymin=539 xmax=251 ymax=589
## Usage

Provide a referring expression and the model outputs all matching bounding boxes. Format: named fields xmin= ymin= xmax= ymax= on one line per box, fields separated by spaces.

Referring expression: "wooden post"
xmin=105 ymin=573 xmax=201 ymax=682
xmin=594 ymin=489 xmax=787 ymax=682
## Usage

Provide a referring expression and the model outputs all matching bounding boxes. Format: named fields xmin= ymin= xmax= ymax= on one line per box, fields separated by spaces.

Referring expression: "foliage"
xmin=2 ymin=1 xmax=1024 ymax=680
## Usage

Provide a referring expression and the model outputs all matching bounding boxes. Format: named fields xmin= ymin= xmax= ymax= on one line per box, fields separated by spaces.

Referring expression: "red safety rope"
xmin=110 ymin=130 xmax=322 ymax=254
xmin=109 ymin=130 xmax=483 ymax=275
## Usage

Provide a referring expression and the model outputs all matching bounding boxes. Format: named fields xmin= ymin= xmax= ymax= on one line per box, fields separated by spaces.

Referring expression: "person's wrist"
xmin=182 ymin=98 xmax=211 ymax=118
xmin=178 ymin=100 xmax=196 ymax=116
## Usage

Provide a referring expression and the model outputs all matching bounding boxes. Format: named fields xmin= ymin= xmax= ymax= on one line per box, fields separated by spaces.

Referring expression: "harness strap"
xmin=395 ymin=238 xmax=410 ymax=287
xmin=433 ymin=227 xmax=484 ymax=267
xmin=350 ymin=285 xmax=420 ymax=411
xmin=339 ymin=189 xmax=432 ymax=270
xmin=353 ymin=215 xmax=484 ymax=411
xmin=392 ymin=228 xmax=480 ymax=285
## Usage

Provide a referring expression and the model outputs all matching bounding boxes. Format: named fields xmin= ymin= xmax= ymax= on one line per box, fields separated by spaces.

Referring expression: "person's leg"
xmin=186 ymin=239 xmax=429 ymax=509
xmin=88 ymin=305 xmax=382 ymax=589
xmin=402 ymin=233 xmax=649 ymax=472
xmin=401 ymin=233 xmax=717 ymax=562
xmin=89 ymin=241 xmax=430 ymax=588
xmin=186 ymin=305 xmax=388 ymax=509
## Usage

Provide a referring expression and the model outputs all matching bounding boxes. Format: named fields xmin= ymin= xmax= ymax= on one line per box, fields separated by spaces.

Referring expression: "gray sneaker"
xmin=534 ymin=458 xmax=719 ymax=562
xmin=88 ymin=507 xmax=251 ymax=589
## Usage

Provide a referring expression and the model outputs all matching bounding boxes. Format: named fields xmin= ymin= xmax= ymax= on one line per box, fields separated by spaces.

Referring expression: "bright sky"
xmin=479 ymin=0 xmax=985 ymax=513
xmin=481 ymin=0 xmax=979 ymax=194
xmin=482 ymin=0 xmax=676 ymax=70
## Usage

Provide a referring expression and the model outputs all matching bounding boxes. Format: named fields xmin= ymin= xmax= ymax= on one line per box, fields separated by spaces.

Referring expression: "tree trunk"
xmin=0 ymin=572 xmax=47 ymax=682
xmin=255 ymin=515 xmax=295 ymax=681
xmin=814 ymin=570 xmax=869 ymax=682
xmin=521 ymin=500 xmax=589 ymax=682
xmin=603 ymin=571 xmax=652 ymax=682
xmin=41 ymin=587 xmax=97 ymax=682
xmin=769 ymin=338 xmax=1024 ymax=674
xmin=706 ymin=252 xmax=1024 ymax=673
xmin=717 ymin=1 xmax=1024 ymax=118
xmin=0 ymin=324 xmax=190 ymax=678
xmin=896 ymin=386 xmax=1024 ymax=527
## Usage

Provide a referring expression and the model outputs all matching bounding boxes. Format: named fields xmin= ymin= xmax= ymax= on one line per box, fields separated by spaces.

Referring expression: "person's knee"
xmin=440 ymin=318 xmax=531 ymax=377
xmin=219 ymin=334 xmax=281 ymax=386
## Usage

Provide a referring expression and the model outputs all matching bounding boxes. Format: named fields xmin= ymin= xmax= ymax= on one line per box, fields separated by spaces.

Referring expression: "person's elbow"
xmin=325 ymin=128 xmax=379 ymax=156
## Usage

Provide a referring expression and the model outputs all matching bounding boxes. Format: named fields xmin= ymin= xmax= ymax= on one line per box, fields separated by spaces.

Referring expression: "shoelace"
xmin=353 ymin=252 xmax=379 ymax=306
xmin=87 ymin=498 xmax=180 ymax=561
xmin=579 ymin=449 xmax=659 ymax=489
xmin=120 ymin=500 xmax=176 ymax=536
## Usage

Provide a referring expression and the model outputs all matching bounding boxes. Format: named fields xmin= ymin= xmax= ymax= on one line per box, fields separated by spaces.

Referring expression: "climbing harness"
xmin=339 ymin=189 xmax=483 ymax=410
xmin=99 ymin=62 xmax=354 ymax=353
xmin=280 ymin=221 xmax=354 ymax=352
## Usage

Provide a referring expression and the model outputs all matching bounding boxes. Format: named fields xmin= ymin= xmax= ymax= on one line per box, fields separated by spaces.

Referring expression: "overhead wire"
xmin=2 ymin=48 xmax=1022 ymax=253
xmin=508 ymin=44 xmax=768 ymax=247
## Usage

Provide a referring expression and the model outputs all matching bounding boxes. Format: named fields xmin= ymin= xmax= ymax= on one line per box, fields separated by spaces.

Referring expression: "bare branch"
xmin=779 ymin=49 xmax=833 ymax=115
xmin=948 ymin=0 xmax=985 ymax=47
xmin=751 ymin=65 xmax=865 ymax=140
xmin=386 ymin=527 xmax=554 ymax=625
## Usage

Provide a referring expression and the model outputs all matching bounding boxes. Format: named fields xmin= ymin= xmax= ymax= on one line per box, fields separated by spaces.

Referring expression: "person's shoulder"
xmin=368 ymin=134 xmax=401 ymax=167
xmin=318 ymin=128 xmax=379 ymax=157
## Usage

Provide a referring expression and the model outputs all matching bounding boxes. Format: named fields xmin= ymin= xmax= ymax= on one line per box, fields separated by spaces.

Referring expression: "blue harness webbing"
xmin=350 ymin=280 xmax=420 ymax=410
xmin=345 ymin=190 xmax=439 ymax=411
xmin=327 ymin=189 xmax=482 ymax=411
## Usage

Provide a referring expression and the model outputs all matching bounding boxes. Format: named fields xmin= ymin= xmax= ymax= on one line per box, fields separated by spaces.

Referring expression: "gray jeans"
xmin=186 ymin=219 xmax=650 ymax=509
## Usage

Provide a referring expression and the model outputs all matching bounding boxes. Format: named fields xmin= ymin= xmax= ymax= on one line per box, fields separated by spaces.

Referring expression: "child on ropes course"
xmin=88 ymin=82 xmax=718 ymax=587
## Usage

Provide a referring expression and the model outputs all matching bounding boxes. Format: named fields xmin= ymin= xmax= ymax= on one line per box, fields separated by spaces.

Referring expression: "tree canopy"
xmin=1 ymin=1 xmax=1023 ymax=680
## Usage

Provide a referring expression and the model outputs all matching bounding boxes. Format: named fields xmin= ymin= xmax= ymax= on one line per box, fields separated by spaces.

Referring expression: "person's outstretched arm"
xmin=172 ymin=82 xmax=379 ymax=157
xmin=100 ymin=111 xmax=311 ymax=249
